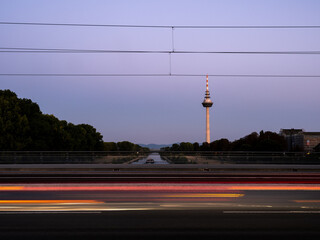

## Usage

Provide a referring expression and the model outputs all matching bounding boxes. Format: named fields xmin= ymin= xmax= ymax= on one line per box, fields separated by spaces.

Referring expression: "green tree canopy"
xmin=0 ymin=89 xmax=104 ymax=151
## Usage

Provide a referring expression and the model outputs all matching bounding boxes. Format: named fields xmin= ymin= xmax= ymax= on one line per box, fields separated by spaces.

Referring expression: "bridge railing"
xmin=159 ymin=151 xmax=320 ymax=164
xmin=0 ymin=151 xmax=319 ymax=164
xmin=0 ymin=151 xmax=147 ymax=164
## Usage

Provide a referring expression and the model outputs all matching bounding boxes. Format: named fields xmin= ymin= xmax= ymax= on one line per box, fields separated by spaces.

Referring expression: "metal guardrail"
xmin=0 ymin=151 xmax=319 ymax=164
xmin=0 ymin=151 xmax=147 ymax=164
xmin=160 ymin=151 xmax=320 ymax=165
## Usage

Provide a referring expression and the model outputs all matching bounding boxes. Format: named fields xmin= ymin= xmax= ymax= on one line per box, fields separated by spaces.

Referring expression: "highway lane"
xmin=1 ymin=172 xmax=320 ymax=239
xmin=1 ymin=182 xmax=320 ymax=210
xmin=1 ymin=210 xmax=320 ymax=239
xmin=2 ymin=172 xmax=320 ymax=184
xmin=1 ymin=172 xmax=320 ymax=211
xmin=131 ymin=152 xmax=169 ymax=164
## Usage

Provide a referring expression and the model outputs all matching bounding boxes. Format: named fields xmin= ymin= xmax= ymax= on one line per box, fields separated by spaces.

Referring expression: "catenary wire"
xmin=1 ymin=48 xmax=320 ymax=55
xmin=1 ymin=21 xmax=320 ymax=28
xmin=0 ymin=73 xmax=319 ymax=77
xmin=1 ymin=23 xmax=319 ymax=77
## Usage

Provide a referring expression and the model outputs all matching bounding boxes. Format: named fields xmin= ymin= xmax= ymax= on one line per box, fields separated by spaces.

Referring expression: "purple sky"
xmin=1 ymin=0 xmax=320 ymax=144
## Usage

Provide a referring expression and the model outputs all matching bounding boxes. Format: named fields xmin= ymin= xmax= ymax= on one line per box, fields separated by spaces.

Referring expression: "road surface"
xmin=1 ymin=169 xmax=320 ymax=239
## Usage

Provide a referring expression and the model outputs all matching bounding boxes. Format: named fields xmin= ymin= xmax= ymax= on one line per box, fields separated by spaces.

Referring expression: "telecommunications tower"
xmin=202 ymin=75 xmax=213 ymax=143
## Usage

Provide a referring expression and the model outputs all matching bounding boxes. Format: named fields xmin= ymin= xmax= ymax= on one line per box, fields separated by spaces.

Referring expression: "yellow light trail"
xmin=0 ymin=186 xmax=23 ymax=191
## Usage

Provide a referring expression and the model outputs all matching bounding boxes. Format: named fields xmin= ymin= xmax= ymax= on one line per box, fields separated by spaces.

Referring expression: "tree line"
xmin=1 ymin=89 xmax=287 ymax=152
xmin=0 ymin=89 xmax=147 ymax=151
xmin=103 ymin=141 xmax=149 ymax=152
xmin=162 ymin=131 xmax=287 ymax=152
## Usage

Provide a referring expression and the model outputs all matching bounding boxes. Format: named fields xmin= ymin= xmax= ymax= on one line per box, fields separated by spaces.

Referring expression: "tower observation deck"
xmin=202 ymin=75 xmax=213 ymax=143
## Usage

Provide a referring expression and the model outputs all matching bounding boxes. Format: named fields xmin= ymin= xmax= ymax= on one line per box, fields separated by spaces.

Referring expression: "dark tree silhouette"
xmin=0 ymin=89 xmax=104 ymax=151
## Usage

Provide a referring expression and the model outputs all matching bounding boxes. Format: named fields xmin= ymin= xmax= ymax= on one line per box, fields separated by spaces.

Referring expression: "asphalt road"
xmin=2 ymin=171 xmax=320 ymax=183
xmin=1 ymin=210 xmax=320 ymax=240
xmin=1 ymin=171 xmax=320 ymax=239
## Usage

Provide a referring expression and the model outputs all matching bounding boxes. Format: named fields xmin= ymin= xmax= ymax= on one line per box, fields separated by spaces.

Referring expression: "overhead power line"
xmin=1 ymin=48 xmax=320 ymax=55
xmin=0 ymin=48 xmax=170 ymax=53
xmin=1 ymin=21 xmax=320 ymax=29
xmin=0 ymin=73 xmax=319 ymax=78
xmin=1 ymin=22 xmax=319 ymax=78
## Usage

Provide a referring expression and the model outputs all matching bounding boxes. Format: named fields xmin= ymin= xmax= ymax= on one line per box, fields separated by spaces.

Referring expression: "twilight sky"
xmin=0 ymin=0 xmax=320 ymax=144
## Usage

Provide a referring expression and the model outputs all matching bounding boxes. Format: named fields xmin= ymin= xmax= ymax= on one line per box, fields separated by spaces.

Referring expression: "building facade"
xmin=280 ymin=128 xmax=320 ymax=152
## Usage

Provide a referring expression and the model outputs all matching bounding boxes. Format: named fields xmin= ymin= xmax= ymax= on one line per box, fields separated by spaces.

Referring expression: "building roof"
xmin=303 ymin=132 xmax=320 ymax=136
xmin=280 ymin=129 xmax=303 ymax=135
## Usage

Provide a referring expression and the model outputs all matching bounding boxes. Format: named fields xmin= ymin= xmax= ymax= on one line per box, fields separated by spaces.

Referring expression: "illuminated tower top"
xmin=202 ymin=75 xmax=213 ymax=108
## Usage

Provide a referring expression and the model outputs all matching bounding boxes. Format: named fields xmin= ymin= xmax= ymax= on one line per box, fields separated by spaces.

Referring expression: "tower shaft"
xmin=206 ymin=107 xmax=210 ymax=143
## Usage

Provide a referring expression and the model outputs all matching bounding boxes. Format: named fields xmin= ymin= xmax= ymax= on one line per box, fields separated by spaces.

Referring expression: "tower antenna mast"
xmin=202 ymin=75 xmax=213 ymax=143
